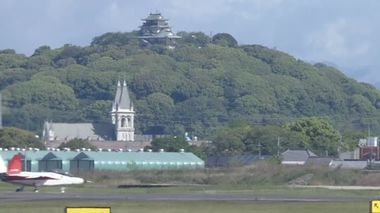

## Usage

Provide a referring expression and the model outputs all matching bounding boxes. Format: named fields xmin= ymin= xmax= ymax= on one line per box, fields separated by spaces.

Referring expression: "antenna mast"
xmin=0 ymin=93 xmax=2 ymax=129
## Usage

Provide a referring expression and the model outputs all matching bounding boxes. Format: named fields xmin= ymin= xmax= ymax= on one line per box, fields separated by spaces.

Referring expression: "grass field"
xmin=0 ymin=200 xmax=370 ymax=213
xmin=0 ymin=182 xmax=376 ymax=213
xmin=0 ymin=164 xmax=379 ymax=213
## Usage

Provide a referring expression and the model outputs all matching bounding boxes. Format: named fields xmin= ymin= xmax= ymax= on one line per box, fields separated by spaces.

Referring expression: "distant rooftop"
xmin=142 ymin=12 xmax=168 ymax=21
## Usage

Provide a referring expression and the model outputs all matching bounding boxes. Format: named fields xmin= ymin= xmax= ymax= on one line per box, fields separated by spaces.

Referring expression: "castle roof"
xmin=142 ymin=12 xmax=168 ymax=21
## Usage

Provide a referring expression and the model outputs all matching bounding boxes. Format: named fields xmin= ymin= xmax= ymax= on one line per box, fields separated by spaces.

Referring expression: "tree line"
xmin=0 ymin=31 xmax=379 ymax=156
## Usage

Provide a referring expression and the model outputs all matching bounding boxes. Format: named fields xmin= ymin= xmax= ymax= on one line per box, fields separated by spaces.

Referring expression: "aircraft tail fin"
xmin=7 ymin=154 xmax=22 ymax=175
xmin=0 ymin=155 xmax=6 ymax=173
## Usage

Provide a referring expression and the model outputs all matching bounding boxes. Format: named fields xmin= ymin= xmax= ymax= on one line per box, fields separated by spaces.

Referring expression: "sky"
xmin=0 ymin=0 xmax=379 ymax=87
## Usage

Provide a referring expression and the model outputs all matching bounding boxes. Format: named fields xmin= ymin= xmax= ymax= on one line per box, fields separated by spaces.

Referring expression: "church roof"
xmin=47 ymin=122 xmax=115 ymax=141
xmin=119 ymin=80 xmax=132 ymax=109
xmin=112 ymin=80 xmax=122 ymax=110
xmin=113 ymin=80 xmax=132 ymax=110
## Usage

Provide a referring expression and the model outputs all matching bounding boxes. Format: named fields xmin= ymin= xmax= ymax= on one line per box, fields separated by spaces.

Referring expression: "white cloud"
xmin=97 ymin=2 xmax=124 ymax=29
xmin=306 ymin=18 xmax=371 ymax=60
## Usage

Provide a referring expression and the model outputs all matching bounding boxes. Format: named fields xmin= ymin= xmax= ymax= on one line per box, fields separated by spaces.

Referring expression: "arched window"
xmin=127 ymin=117 xmax=131 ymax=126
xmin=121 ymin=117 xmax=126 ymax=127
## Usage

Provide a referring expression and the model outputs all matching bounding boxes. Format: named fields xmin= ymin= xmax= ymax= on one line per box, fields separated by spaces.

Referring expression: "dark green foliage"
xmin=286 ymin=117 xmax=341 ymax=156
xmin=212 ymin=33 xmax=238 ymax=47
xmin=149 ymin=137 xmax=189 ymax=152
xmin=177 ymin=32 xmax=211 ymax=47
xmin=0 ymin=30 xmax=379 ymax=142
xmin=211 ymin=122 xmax=305 ymax=156
xmin=0 ymin=127 xmax=45 ymax=149
xmin=147 ymin=136 xmax=206 ymax=159
xmin=136 ymin=92 xmax=175 ymax=134
xmin=2 ymin=75 xmax=78 ymax=110
xmin=0 ymin=68 xmax=34 ymax=90
xmin=57 ymin=65 xmax=116 ymax=100
xmin=91 ymin=32 xmax=139 ymax=46
xmin=32 ymin=45 xmax=51 ymax=56
xmin=83 ymin=100 xmax=112 ymax=123
xmin=58 ymin=138 xmax=97 ymax=150
xmin=341 ymin=129 xmax=366 ymax=151
xmin=53 ymin=44 xmax=86 ymax=66
xmin=0 ymin=50 xmax=27 ymax=69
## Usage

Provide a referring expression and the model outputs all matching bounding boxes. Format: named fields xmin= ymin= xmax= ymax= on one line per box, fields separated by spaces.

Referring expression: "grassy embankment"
xmin=82 ymin=160 xmax=379 ymax=187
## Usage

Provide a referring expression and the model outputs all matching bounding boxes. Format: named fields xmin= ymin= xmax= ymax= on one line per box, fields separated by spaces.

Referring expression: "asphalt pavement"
xmin=0 ymin=191 xmax=378 ymax=203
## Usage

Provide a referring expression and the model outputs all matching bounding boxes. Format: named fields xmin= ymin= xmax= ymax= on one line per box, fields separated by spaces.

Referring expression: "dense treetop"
xmin=1 ymin=31 xmax=380 ymax=140
xmin=0 ymin=127 xmax=44 ymax=149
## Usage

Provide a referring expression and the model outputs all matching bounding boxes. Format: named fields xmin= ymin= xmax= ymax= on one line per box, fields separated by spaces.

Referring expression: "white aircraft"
xmin=0 ymin=154 xmax=85 ymax=193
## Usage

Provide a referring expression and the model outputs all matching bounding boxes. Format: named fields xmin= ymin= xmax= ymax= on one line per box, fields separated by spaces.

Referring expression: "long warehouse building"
xmin=0 ymin=149 xmax=204 ymax=172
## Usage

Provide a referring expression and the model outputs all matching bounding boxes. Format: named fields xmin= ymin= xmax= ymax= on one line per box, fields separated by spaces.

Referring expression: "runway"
xmin=0 ymin=191 xmax=377 ymax=203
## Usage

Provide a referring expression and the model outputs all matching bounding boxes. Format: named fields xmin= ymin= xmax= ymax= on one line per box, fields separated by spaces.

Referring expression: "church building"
xmin=42 ymin=80 xmax=138 ymax=145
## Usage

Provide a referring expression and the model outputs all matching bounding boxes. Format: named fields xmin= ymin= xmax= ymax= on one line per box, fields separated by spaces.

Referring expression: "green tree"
xmin=187 ymin=145 xmax=207 ymax=160
xmin=1 ymin=29 xmax=380 ymax=144
xmin=91 ymin=32 xmax=139 ymax=46
xmin=177 ymin=31 xmax=211 ymax=47
xmin=212 ymin=33 xmax=238 ymax=47
xmin=136 ymin=93 xmax=175 ymax=134
xmin=211 ymin=122 xmax=251 ymax=154
xmin=212 ymin=129 xmax=245 ymax=154
xmin=244 ymin=125 xmax=307 ymax=155
xmin=3 ymin=76 xmax=79 ymax=110
xmin=83 ymin=100 xmax=112 ymax=123
xmin=53 ymin=44 xmax=86 ymax=66
xmin=149 ymin=137 xmax=189 ymax=152
xmin=0 ymin=68 xmax=34 ymax=90
xmin=286 ymin=117 xmax=341 ymax=156
xmin=0 ymin=51 xmax=27 ymax=68
xmin=341 ymin=129 xmax=366 ymax=151
xmin=58 ymin=138 xmax=97 ymax=150
xmin=148 ymin=136 xmax=206 ymax=159
xmin=0 ymin=127 xmax=45 ymax=149
xmin=58 ymin=66 xmax=116 ymax=100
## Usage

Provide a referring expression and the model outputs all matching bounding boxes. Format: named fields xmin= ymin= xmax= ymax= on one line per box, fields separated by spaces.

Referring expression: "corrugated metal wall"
xmin=0 ymin=150 xmax=204 ymax=172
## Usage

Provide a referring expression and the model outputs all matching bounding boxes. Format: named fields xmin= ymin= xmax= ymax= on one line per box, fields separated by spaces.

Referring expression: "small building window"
xmin=121 ymin=117 xmax=126 ymax=127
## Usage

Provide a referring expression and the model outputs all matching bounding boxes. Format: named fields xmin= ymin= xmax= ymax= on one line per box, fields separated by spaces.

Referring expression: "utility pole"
xmin=337 ymin=133 xmax=342 ymax=154
xmin=257 ymin=140 xmax=262 ymax=159
xmin=0 ymin=93 xmax=2 ymax=129
xmin=277 ymin=136 xmax=280 ymax=158
xmin=368 ymin=124 xmax=373 ymax=164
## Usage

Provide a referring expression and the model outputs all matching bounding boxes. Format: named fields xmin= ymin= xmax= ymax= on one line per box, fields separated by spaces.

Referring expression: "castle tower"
xmin=139 ymin=12 xmax=180 ymax=45
xmin=111 ymin=80 xmax=134 ymax=141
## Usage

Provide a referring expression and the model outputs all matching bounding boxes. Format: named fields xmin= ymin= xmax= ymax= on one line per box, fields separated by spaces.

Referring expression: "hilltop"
xmin=0 ymin=31 xmax=380 ymax=137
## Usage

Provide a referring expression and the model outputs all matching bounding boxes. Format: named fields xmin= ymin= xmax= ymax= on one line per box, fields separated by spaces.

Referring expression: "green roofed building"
xmin=0 ymin=149 xmax=204 ymax=172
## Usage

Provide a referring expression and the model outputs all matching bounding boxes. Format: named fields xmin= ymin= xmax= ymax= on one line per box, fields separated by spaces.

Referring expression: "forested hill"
xmin=1 ymin=31 xmax=380 ymax=137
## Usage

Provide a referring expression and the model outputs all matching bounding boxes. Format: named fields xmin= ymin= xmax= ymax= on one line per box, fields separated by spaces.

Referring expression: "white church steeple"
xmin=111 ymin=80 xmax=134 ymax=141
